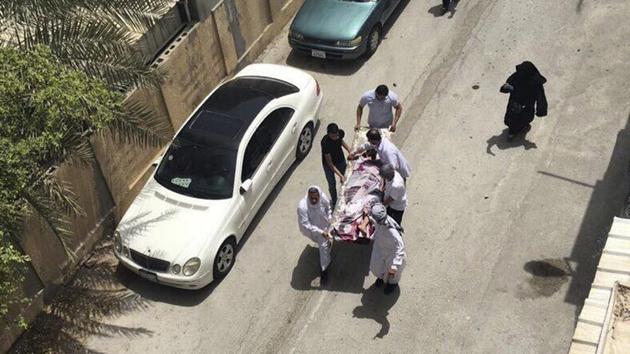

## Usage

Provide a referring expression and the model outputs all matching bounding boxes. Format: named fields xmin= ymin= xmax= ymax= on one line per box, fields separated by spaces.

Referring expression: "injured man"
xmin=330 ymin=149 xmax=383 ymax=243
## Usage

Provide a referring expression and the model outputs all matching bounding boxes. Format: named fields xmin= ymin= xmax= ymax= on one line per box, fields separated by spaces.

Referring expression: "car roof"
xmin=177 ymin=76 xmax=299 ymax=149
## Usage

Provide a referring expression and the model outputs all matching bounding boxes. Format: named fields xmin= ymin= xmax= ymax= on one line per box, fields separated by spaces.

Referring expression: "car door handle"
xmin=291 ymin=122 xmax=297 ymax=133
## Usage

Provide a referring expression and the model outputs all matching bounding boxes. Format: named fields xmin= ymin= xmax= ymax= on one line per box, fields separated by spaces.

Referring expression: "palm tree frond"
xmin=22 ymin=187 xmax=76 ymax=259
xmin=59 ymin=133 xmax=96 ymax=167
xmin=40 ymin=172 xmax=85 ymax=217
xmin=107 ymin=98 xmax=172 ymax=147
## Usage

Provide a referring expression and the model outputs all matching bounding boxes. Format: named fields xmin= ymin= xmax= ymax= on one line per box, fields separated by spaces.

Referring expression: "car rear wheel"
xmin=366 ymin=26 xmax=381 ymax=57
xmin=296 ymin=123 xmax=314 ymax=160
xmin=213 ymin=237 xmax=236 ymax=280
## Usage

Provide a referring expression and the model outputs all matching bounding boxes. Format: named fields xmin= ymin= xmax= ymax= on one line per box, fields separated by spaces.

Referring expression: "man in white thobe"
xmin=297 ymin=186 xmax=333 ymax=284
xmin=369 ymin=203 xmax=406 ymax=294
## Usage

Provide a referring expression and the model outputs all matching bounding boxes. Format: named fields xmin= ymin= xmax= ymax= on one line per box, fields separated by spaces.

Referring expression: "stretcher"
xmin=330 ymin=127 xmax=392 ymax=243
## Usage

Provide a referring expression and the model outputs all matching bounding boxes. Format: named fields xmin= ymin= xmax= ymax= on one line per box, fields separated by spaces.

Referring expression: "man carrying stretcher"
xmin=347 ymin=129 xmax=411 ymax=179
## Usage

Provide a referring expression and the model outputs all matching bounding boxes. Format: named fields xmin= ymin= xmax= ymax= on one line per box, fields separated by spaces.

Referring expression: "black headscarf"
xmin=514 ymin=61 xmax=547 ymax=86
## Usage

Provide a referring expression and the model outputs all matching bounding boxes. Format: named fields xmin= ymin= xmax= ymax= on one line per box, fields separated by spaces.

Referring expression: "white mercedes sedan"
xmin=113 ymin=64 xmax=322 ymax=289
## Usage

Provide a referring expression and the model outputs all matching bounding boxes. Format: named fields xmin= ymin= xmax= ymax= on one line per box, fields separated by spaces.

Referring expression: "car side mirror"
xmin=152 ymin=155 xmax=163 ymax=167
xmin=240 ymin=179 xmax=253 ymax=194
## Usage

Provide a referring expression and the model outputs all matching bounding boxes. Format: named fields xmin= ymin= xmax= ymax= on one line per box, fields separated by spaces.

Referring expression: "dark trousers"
xmin=442 ymin=0 xmax=450 ymax=9
xmin=323 ymin=160 xmax=347 ymax=207
xmin=387 ymin=207 xmax=404 ymax=225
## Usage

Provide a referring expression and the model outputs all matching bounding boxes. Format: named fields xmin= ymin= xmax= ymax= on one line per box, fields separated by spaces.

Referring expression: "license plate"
xmin=138 ymin=269 xmax=158 ymax=282
xmin=311 ymin=50 xmax=326 ymax=58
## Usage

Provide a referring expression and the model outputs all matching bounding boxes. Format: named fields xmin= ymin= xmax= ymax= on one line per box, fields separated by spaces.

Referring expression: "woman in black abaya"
xmin=500 ymin=61 xmax=548 ymax=141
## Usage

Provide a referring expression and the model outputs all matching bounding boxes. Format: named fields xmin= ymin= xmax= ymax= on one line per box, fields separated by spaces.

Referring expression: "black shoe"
xmin=384 ymin=283 xmax=398 ymax=294
xmin=320 ymin=270 xmax=329 ymax=285
xmin=507 ymin=133 xmax=515 ymax=142
xmin=374 ymin=278 xmax=384 ymax=288
xmin=441 ymin=6 xmax=448 ymax=14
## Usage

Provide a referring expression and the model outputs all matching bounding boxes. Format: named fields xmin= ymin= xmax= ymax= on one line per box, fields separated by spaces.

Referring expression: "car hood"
xmin=118 ymin=178 xmax=233 ymax=262
xmin=292 ymin=0 xmax=376 ymax=41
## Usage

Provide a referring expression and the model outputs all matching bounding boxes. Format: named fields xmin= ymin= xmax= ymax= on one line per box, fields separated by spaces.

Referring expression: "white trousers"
xmin=308 ymin=231 xmax=331 ymax=271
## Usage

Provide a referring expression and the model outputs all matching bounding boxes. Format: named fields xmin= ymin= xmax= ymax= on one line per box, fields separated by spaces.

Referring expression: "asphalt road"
xmin=14 ymin=0 xmax=630 ymax=353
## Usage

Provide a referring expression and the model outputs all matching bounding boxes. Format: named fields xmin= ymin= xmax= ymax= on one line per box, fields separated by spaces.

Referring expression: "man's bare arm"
xmin=390 ymin=103 xmax=403 ymax=132
xmin=325 ymin=153 xmax=345 ymax=181
xmin=355 ymin=105 xmax=363 ymax=131
xmin=342 ymin=140 xmax=351 ymax=153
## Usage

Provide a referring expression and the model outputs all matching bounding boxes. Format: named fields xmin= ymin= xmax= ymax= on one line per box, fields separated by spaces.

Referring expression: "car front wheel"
xmin=366 ymin=26 xmax=381 ymax=57
xmin=213 ymin=237 xmax=237 ymax=280
xmin=296 ymin=123 xmax=314 ymax=160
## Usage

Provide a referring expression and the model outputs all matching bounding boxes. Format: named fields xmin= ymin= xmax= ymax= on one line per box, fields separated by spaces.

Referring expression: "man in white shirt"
xmin=348 ymin=129 xmax=411 ymax=179
xmin=356 ymin=84 xmax=403 ymax=132
xmin=379 ymin=164 xmax=407 ymax=225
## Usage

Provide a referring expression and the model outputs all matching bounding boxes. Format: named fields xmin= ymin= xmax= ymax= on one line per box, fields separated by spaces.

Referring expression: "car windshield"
xmin=154 ymin=138 xmax=237 ymax=200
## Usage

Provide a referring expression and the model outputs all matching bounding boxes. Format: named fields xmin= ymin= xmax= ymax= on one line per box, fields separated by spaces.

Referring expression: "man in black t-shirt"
xmin=321 ymin=123 xmax=351 ymax=207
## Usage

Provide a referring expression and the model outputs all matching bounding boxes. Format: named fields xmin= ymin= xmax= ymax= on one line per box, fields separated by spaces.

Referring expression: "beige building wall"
xmin=160 ymin=16 xmax=228 ymax=129
xmin=92 ymin=86 xmax=173 ymax=221
xmin=19 ymin=160 xmax=115 ymax=288
xmin=234 ymin=0 xmax=273 ymax=46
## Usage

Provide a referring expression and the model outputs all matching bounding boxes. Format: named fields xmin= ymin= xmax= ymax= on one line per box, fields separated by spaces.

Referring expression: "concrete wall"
xmin=92 ymin=87 xmax=172 ymax=221
xmin=159 ymin=18 xmax=227 ymax=128
xmin=3 ymin=0 xmax=304 ymax=351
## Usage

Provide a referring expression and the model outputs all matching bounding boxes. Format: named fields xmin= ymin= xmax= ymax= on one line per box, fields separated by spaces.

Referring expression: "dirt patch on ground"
xmin=613 ymin=283 xmax=630 ymax=321
xmin=605 ymin=283 xmax=630 ymax=354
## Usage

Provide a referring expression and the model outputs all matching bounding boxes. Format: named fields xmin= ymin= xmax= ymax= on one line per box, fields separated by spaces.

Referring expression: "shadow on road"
xmin=114 ymin=265 xmax=220 ymax=306
xmin=562 ymin=113 xmax=630 ymax=316
xmin=383 ymin=0 xmax=412 ymax=38
xmin=576 ymin=0 xmax=584 ymax=12
xmin=428 ymin=0 xmax=460 ymax=19
xmin=290 ymin=246 xmax=321 ymax=290
xmin=352 ymin=283 xmax=401 ymax=339
xmin=285 ymin=0 xmax=410 ymax=76
xmin=286 ymin=52 xmax=367 ymax=77
xmin=486 ymin=128 xmax=537 ymax=156
xmin=291 ymin=242 xmax=372 ymax=293
xmin=10 ymin=241 xmax=152 ymax=354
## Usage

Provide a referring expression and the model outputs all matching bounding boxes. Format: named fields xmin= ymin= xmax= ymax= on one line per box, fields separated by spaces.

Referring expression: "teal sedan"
xmin=289 ymin=0 xmax=402 ymax=60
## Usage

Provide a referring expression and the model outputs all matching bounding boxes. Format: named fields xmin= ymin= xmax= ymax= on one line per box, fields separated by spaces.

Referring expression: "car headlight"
xmin=290 ymin=30 xmax=304 ymax=40
xmin=171 ymin=264 xmax=181 ymax=274
xmin=336 ymin=36 xmax=362 ymax=47
xmin=182 ymin=258 xmax=201 ymax=276
xmin=114 ymin=231 xmax=122 ymax=254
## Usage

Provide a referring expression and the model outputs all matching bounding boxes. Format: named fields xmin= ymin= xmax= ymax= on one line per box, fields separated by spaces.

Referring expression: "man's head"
xmin=379 ymin=164 xmax=395 ymax=181
xmin=365 ymin=148 xmax=378 ymax=160
xmin=327 ymin=123 xmax=340 ymax=141
xmin=375 ymin=84 xmax=389 ymax=100
xmin=366 ymin=128 xmax=382 ymax=146
xmin=370 ymin=203 xmax=388 ymax=224
xmin=308 ymin=187 xmax=320 ymax=205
